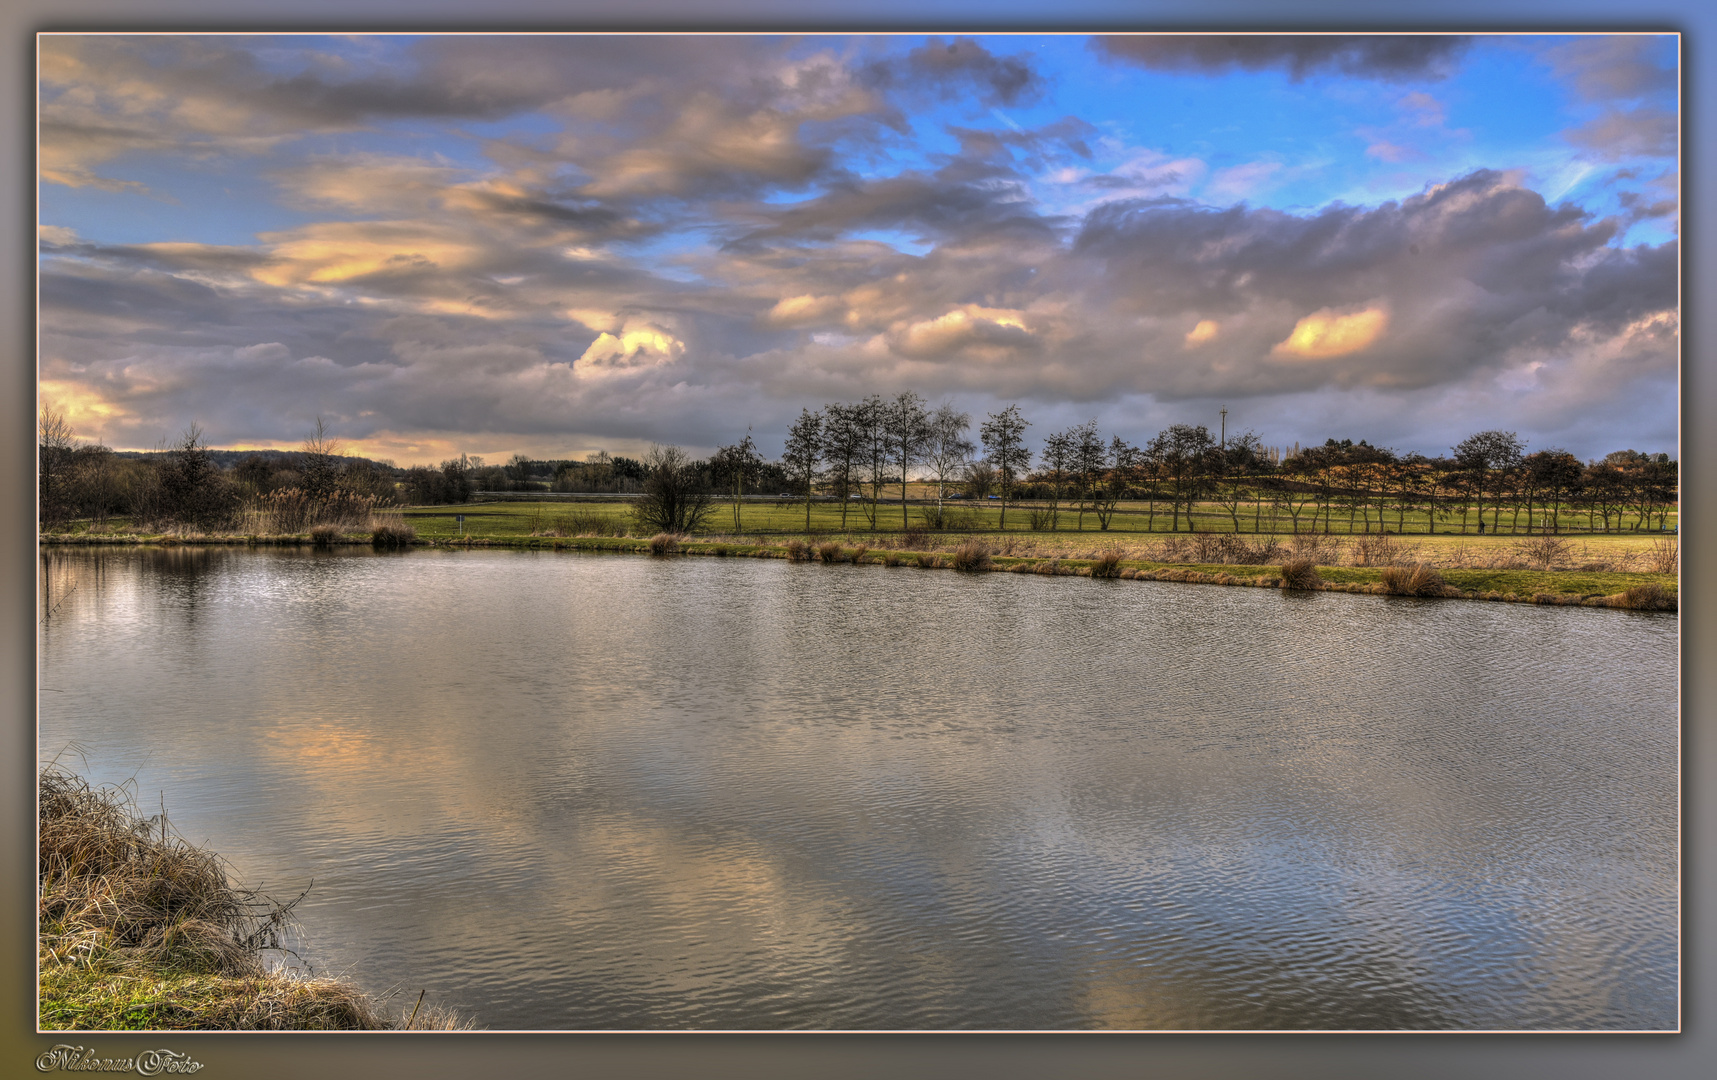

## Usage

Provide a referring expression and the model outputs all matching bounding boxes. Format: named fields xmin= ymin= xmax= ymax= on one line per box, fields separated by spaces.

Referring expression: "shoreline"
xmin=38 ymin=532 xmax=1678 ymax=612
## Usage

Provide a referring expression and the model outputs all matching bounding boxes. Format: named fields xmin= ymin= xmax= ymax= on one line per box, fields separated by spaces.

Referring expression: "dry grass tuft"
xmin=915 ymin=552 xmax=939 ymax=568
xmin=648 ymin=532 xmax=680 ymax=556
xmin=369 ymin=514 xmax=416 ymax=549
xmin=1379 ymin=562 xmax=1446 ymax=597
xmin=1089 ymin=549 xmax=1124 ymax=579
xmin=849 ymin=544 xmax=868 ymax=564
xmin=817 ymin=541 xmax=842 ymax=563
xmin=1612 ymin=583 xmax=1677 ymax=611
xmin=883 ymin=552 xmax=902 ymax=567
xmin=308 ymin=523 xmax=342 ymax=548
xmin=950 ymin=539 xmax=992 ymax=572
xmin=39 ymin=768 xmax=467 ymax=1030
xmin=1279 ymin=557 xmax=1322 ymax=591
xmin=785 ymin=539 xmax=809 ymax=562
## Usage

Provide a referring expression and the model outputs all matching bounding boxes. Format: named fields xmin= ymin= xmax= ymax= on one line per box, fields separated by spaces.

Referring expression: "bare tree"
xmin=300 ymin=416 xmax=343 ymax=500
xmin=39 ymin=408 xmax=77 ymax=526
xmin=1039 ymin=428 xmax=1073 ymax=531
xmin=924 ymin=402 xmax=974 ymax=514
xmin=979 ymin=404 xmax=1031 ymax=530
xmin=1068 ymin=421 xmax=1103 ymax=531
xmin=1452 ymin=430 xmax=1524 ymax=534
xmin=711 ymin=430 xmax=762 ymax=533
xmin=822 ymin=402 xmax=863 ymax=531
xmin=780 ymin=409 xmax=824 ymax=534
xmin=885 ymin=392 xmax=931 ymax=530
xmin=632 ymin=444 xmax=715 ymax=535
xmin=1146 ymin=424 xmax=1215 ymax=532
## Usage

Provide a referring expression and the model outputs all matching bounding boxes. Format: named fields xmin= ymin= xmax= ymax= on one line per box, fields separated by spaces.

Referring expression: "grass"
xmin=40 ymin=500 xmax=1678 ymax=610
xmin=38 ymin=767 xmax=467 ymax=1031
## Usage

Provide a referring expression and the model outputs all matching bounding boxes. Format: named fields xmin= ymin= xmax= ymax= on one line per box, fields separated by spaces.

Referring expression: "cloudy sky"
xmin=38 ymin=32 xmax=1678 ymax=466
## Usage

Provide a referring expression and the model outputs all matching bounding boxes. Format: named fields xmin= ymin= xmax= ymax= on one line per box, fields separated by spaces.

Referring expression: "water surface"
xmin=37 ymin=547 xmax=1678 ymax=1030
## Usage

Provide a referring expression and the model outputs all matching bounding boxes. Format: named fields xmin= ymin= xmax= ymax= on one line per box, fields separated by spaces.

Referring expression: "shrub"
xmin=1645 ymin=537 xmax=1679 ymax=575
xmin=817 ymin=541 xmax=842 ymax=563
xmin=899 ymin=525 xmax=930 ymax=549
xmin=648 ymin=532 xmax=680 ymax=556
xmin=1615 ymin=584 xmax=1676 ymax=611
xmin=1027 ymin=508 xmax=1056 ymax=531
xmin=1379 ymin=562 xmax=1446 ymax=597
xmin=1350 ymin=532 xmax=1405 ymax=567
xmin=1090 ymin=549 xmax=1123 ymax=579
xmin=552 ymin=509 xmax=622 ymax=537
xmin=950 ymin=539 xmax=992 ymax=572
xmin=1280 ymin=557 xmax=1322 ymax=590
xmin=369 ymin=515 xmax=416 ymax=548
xmin=309 ymin=523 xmax=342 ymax=548
xmin=1512 ymin=535 xmax=1572 ymax=571
xmin=785 ymin=539 xmax=809 ymax=562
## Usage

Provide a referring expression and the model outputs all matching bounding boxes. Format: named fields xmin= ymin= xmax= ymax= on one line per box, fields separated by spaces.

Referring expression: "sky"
xmin=37 ymin=32 xmax=1679 ymax=466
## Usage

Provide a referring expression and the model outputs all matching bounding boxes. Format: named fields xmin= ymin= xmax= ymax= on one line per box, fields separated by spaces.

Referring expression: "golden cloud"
xmin=896 ymin=305 xmax=1031 ymax=358
xmin=575 ymin=325 xmax=686 ymax=375
xmin=1270 ymin=306 xmax=1389 ymax=360
xmin=1184 ymin=319 xmax=1219 ymax=347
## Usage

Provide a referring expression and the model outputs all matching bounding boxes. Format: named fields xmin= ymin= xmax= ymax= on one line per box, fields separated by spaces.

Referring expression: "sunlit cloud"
xmin=1270 ymin=306 xmax=1389 ymax=360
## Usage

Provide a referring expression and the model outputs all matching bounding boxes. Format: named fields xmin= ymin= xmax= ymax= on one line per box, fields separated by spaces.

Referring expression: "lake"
xmin=36 ymin=546 xmax=1678 ymax=1030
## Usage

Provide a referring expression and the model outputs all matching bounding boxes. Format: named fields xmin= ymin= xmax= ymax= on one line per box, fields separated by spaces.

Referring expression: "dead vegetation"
xmin=1379 ymin=562 xmax=1448 ymax=597
xmin=39 ymin=767 xmax=467 ymax=1031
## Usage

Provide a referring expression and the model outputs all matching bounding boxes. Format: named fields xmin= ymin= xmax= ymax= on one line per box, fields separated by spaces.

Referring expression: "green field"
xmin=402 ymin=495 xmax=1676 ymax=542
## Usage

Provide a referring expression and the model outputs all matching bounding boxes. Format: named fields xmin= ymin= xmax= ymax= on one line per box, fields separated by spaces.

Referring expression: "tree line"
xmin=39 ymin=404 xmax=1677 ymax=536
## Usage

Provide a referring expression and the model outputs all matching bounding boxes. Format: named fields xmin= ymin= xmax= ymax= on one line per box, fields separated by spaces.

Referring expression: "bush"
xmin=899 ymin=525 xmax=930 ymax=549
xmin=1645 ymin=537 xmax=1679 ymax=575
xmin=1615 ymin=584 xmax=1676 ymax=611
xmin=817 ymin=541 xmax=842 ymax=563
xmin=950 ymin=539 xmax=992 ymax=572
xmin=1027 ymin=508 xmax=1056 ymax=531
xmin=785 ymin=539 xmax=809 ymax=562
xmin=648 ymin=532 xmax=680 ymax=556
xmin=1379 ymin=562 xmax=1445 ymax=597
xmin=1350 ymin=532 xmax=1405 ymax=567
xmin=552 ymin=509 xmax=623 ymax=537
xmin=631 ymin=444 xmax=714 ymax=535
xmin=370 ymin=516 xmax=416 ymax=548
xmin=1512 ymin=535 xmax=1572 ymax=571
xmin=1090 ymin=549 xmax=1123 ymax=578
xmin=1280 ymin=557 xmax=1322 ymax=590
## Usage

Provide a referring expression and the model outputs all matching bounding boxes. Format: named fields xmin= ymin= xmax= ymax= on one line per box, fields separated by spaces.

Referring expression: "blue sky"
xmin=38 ymin=33 xmax=1678 ymax=465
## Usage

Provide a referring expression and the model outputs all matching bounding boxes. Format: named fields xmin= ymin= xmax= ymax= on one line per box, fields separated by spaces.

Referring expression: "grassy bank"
xmin=38 ymin=768 xmax=466 ymax=1031
xmin=39 ymin=514 xmax=1677 ymax=611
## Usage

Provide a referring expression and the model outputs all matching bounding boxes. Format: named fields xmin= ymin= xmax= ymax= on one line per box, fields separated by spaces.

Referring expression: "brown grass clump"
xmin=1379 ymin=562 xmax=1446 ymax=597
xmin=915 ymin=552 xmax=939 ymax=568
xmin=1279 ymin=557 xmax=1322 ymax=590
xmin=648 ymin=532 xmax=680 ymax=556
xmin=849 ymin=544 xmax=868 ymax=564
xmin=883 ymin=552 xmax=902 ymax=567
xmin=785 ymin=539 xmax=809 ymax=562
xmin=817 ymin=541 xmax=842 ymax=563
xmin=308 ymin=523 xmax=342 ymax=548
xmin=38 ymin=768 xmax=466 ymax=1030
xmin=950 ymin=539 xmax=992 ymax=572
xmin=1089 ymin=549 xmax=1124 ymax=579
xmin=369 ymin=515 xmax=416 ymax=549
xmin=1611 ymin=583 xmax=1677 ymax=611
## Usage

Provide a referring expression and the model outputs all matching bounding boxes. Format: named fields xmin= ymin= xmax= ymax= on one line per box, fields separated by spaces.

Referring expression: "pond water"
xmin=37 ymin=547 xmax=1678 ymax=1030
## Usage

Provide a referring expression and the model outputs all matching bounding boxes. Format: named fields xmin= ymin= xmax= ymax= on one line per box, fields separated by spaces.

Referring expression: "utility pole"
xmin=1219 ymin=407 xmax=1227 ymax=449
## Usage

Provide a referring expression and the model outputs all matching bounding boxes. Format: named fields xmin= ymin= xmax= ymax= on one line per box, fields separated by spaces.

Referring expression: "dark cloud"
xmin=861 ymin=36 xmax=1045 ymax=107
xmin=1092 ymin=35 xmax=1472 ymax=81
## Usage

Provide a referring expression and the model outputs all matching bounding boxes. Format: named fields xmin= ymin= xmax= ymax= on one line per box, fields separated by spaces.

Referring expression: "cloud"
xmin=1092 ymin=35 xmax=1472 ymax=82
xmin=861 ymin=36 xmax=1044 ymax=107
xmin=1184 ymin=320 xmax=1219 ymax=347
xmin=1540 ymin=35 xmax=1676 ymax=103
xmin=575 ymin=323 xmax=686 ymax=375
xmin=1564 ymin=106 xmax=1677 ymax=161
xmin=1270 ymin=306 xmax=1389 ymax=360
